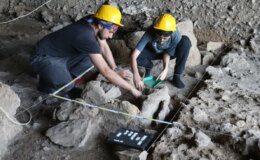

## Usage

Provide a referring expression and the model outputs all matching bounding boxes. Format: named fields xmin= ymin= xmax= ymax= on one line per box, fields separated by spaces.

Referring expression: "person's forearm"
xmin=102 ymin=47 xmax=117 ymax=69
xmin=163 ymin=53 xmax=170 ymax=71
xmin=131 ymin=57 xmax=139 ymax=76
xmin=131 ymin=49 xmax=141 ymax=77
xmin=99 ymin=39 xmax=117 ymax=69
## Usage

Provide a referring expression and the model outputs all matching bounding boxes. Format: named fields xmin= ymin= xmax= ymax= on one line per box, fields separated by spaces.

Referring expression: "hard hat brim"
xmin=154 ymin=26 xmax=176 ymax=32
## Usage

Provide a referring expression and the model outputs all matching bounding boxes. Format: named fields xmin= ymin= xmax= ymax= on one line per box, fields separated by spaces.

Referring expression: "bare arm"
xmin=89 ymin=53 xmax=141 ymax=97
xmin=98 ymin=38 xmax=117 ymax=70
xmin=131 ymin=49 xmax=145 ymax=91
xmin=131 ymin=49 xmax=141 ymax=78
xmin=163 ymin=53 xmax=170 ymax=71
xmin=157 ymin=53 xmax=170 ymax=80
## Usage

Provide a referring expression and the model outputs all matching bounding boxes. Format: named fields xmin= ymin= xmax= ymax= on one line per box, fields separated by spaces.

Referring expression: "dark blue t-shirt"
xmin=36 ymin=18 xmax=101 ymax=57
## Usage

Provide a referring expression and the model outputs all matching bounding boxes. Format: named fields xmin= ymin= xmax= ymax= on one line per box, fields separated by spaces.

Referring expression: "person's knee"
xmin=181 ymin=36 xmax=192 ymax=49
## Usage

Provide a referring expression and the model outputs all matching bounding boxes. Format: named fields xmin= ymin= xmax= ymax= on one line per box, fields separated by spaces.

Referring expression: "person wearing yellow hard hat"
xmin=131 ymin=13 xmax=191 ymax=90
xmin=30 ymin=4 xmax=142 ymax=100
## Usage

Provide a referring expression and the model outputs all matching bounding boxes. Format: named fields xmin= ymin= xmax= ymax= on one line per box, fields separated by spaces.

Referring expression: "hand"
xmin=133 ymin=74 xmax=145 ymax=91
xmin=117 ymin=69 xmax=133 ymax=80
xmin=157 ymin=69 xmax=168 ymax=81
xmin=130 ymin=88 xmax=142 ymax=98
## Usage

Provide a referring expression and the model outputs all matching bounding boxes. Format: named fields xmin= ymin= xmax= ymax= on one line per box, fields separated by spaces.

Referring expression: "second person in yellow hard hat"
xmin=30 ymin=4 xmax=142 ymax=99
xmin=131 ymin=14 xmax=191 ymax=90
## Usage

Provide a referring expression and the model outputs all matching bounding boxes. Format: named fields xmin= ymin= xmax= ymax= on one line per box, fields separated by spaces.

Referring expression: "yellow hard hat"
xmin=154 ymin=14 xmax=176 ymax=32
xmin=94 ymin=5 xmax=124 ymax=27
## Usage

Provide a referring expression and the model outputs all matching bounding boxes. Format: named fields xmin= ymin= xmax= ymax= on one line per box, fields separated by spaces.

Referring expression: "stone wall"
xmin=1 ymin=0 xmax=260 ymax=42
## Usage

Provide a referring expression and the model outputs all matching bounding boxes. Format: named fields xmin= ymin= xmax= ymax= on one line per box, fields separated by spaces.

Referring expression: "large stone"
xmin=206 ymin=42 xmax=224 ymax=52
xmin=41 ymin=10 xmax=53 ymax=23
xmin=56 ymin=100 xmax=99 ymax=121
xmin=102 ymin=100 xmax=140 ymax=127
xmin=177 ymin=20 xmax=201 ymax=66
xmin=46 ymin=118 xmax=101 ymax=147
xmin=192 ymin=108 xmax=209 ymax=123
xmin=202 ymin=52 xmax=214 ymax=65
xmin=116 ymin=150 xmax=146 ymax=160
xmin=0 ymin=82 xmax=22 ymax=158
xmin=195 ymin=131 xmax=213 ymax=148
xmin=82 ymin=81 xmax=121 ymax=105
xmin=140 ymin=86 xmax=171 ymax=126
xmin=221 ymin=53 xmax=250 ymax=71
xmin=166 ymin=127 xmax=184 ymax=140
xmin=206 ymin=66 xmax=224 ymax=78
xmin=108 ymin=39 xmax=131 ymax=64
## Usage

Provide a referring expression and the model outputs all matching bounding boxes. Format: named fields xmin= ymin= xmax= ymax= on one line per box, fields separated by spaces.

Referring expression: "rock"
xmin=56 ymin=100 xmax=99 ymax=121
xmin=195 ymin=131 xmax=213 ymax=148
xmin=46 ymin=118 xmax=101 ymax=147
xmin=0 ymin=83 xmax=20 ymax=115
xmin=206 ymin=66 xmax=224 ymax=78
xmin=221 ymin=90 xmax=232 ymax=101
xmin=192 ymin=108 xmax=208 ymax=123
xmin=68 ymin=103 xmax=99 ymax=120
xmin=202 ymin=52 xmax=214 ymax=65
xmin=139 ymin=151 xmax=148 ymax=160
xmin=123 ymin=5 xmax=151 ymax=15
xmin=56 ymin=101 xmax=75 ymax=121
xmin=116 ymin=149 xmax=144 ymax=160
xmin=140 ymin=86 xmax=171 ymax=126
xmin=127 ymin=31 xmax=145 ymax=49
xmin=221 ymin=53 xmax=250 ymax=71
xmin=0 ymin=82 xmax=22 ymax=158
xmin=102 ymin=100 xmax=140 ymax=126
xmin=177 ymin=20 xmax=201 ymax=66
xmin=82 ymin=81 xmax=121 ymax=105
xmin=236 ymin=120 xmax=246 ymax=128
xmin=206 ymin=42 xmax=224 ymax=52
xmin=166 ymin=127 xmax=183 ymax=140
xmin=195 ymin=71 xmax=203 ymax=79
xmin=51 ymin=22 xmax=70 ymax=32
xmin=108 ymin=39 xmax=131 ymax=64
xmin=221 ymin=123 xmax=237 ymax=133
xmin=74 ymin=13 xmax=83 ymax=21
xmin=41 ymin=11 xmax=53 ymax=23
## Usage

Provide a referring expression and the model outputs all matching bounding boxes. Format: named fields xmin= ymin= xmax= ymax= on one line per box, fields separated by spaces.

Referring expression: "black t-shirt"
xmin=37 ymin=18 xmax=101 ymax=57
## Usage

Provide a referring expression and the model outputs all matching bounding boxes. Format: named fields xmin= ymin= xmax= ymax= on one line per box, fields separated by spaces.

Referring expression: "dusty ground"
xmin=0 ymin=0 xmax=260 ymax=160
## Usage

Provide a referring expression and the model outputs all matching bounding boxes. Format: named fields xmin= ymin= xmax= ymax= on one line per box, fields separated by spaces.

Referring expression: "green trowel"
xmin=143 ymin=76 xmax=162 ymax=88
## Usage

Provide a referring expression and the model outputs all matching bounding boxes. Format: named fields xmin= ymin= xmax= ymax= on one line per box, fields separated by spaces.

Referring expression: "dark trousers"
xmin=30 ymin=54 xmax=92 ymax=94
xmin=137 ymin=36 xmax=191 ymax=75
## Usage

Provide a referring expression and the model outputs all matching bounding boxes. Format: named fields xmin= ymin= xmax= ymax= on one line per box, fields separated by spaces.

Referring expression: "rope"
xmin=0 ymin=94 xmax=52 ymax=125
xmin=52 ymin=66 xmax=94 ymax=95
xmin=0 ymin=0 xmax=53 ymax=25
xmin=51 ymin=94 xmax=178 ymax=125
xmin=0 ymin=105 xmax=31 ymax=126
